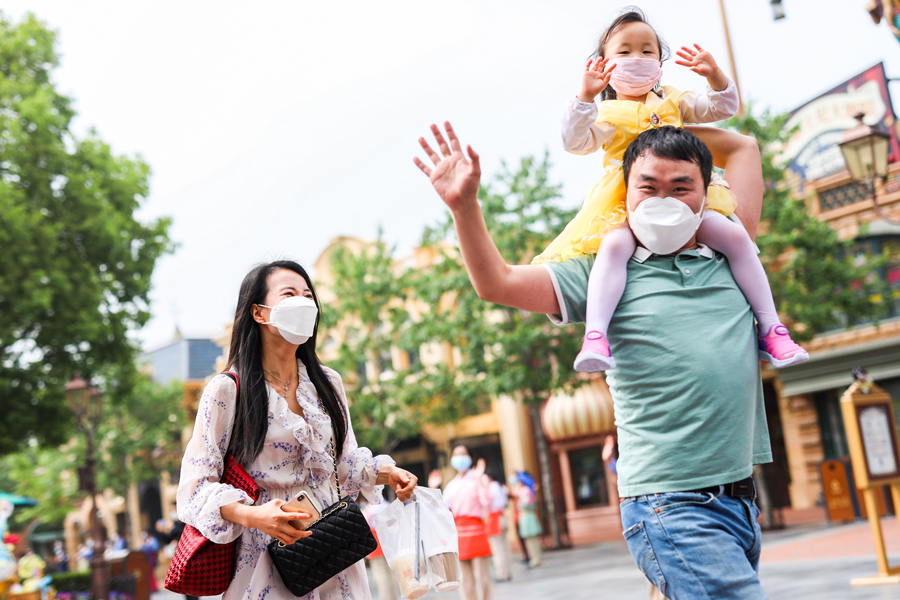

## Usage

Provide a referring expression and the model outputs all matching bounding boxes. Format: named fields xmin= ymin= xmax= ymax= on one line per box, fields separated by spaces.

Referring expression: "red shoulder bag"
xmin=164 ymin=371 xmax=262 ymax=595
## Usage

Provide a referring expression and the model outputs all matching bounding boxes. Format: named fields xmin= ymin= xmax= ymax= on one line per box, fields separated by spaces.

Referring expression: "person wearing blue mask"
xmin=429 ymin=445 xmax=492 ymax=600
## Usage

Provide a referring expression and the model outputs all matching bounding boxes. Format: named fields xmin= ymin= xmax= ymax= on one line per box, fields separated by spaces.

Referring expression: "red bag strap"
xmin=222 ymin=370 xmax=239 ymax=394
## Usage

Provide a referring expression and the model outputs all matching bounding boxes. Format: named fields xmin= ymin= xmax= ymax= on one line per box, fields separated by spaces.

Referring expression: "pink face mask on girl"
xmin=608 ymin=57 xmax=662 ymax=97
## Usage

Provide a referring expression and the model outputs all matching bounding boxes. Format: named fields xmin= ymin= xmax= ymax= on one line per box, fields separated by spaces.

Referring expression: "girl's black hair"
xmin=591 ymin=6 xmax=670 ymax=102
xmin=225 ymin=260 xmax=347 ymax=466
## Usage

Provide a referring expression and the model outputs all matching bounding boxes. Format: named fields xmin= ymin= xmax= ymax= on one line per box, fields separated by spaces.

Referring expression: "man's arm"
xmin=686 ymin=126 xmax=763 ymax=240
xmin=414 ymin=122 xmax=561 ymax=315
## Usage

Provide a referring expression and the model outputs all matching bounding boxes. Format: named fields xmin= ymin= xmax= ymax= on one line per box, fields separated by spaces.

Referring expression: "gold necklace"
xmin=263 ymin=368 xmax=293 ymax=396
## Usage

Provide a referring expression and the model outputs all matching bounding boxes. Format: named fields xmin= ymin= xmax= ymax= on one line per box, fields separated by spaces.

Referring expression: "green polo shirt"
xmin=545 ymin=247 xmax=772 ymax=497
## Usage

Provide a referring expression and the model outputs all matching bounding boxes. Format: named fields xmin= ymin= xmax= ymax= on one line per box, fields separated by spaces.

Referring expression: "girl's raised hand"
xmin=675 ymin=44 xmax=729 ymax=91
xmin=578 ymin=58 xmax=616 ymax=103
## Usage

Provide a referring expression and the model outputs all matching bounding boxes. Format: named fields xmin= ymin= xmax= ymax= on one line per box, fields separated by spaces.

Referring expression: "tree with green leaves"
xmin=0 ymin=12 xmax=172 ymax=455
xmin=412 ymin=154 xmax=581 ymax=548
xmin=324 ymin=155 xmax=580 ymax=547
xmin=726 ymin=107 xmax=887 ymax=340
xmin=0 ymin=372 xmax=187 ymax=529
xmin=322 ymin=235 xmax=492 ymax=453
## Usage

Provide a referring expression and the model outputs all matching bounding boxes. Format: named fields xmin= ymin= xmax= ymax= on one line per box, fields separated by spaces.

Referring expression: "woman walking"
xmin=430 ymin=446 xmax=492 ymax=600
xmin=511 ymin=472 xmax=542 ymax=568
xmin=177 ymin=260 xmax=417 ymax=599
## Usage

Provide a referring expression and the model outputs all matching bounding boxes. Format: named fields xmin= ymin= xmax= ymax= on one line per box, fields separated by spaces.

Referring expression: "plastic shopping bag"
xmin=374 ymin=487 xmax=462 ymax=598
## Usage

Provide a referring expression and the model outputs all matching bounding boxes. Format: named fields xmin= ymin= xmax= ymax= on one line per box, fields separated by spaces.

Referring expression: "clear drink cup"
xmin=389 ymin=550 xmax=429 ymax=599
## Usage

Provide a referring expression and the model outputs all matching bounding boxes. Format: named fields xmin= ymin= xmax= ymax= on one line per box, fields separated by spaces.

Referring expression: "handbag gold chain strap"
xmin=313 ymin=439 xmax=348 ymax=523
xmin=277 ymin=406 xmax=346 ymax=547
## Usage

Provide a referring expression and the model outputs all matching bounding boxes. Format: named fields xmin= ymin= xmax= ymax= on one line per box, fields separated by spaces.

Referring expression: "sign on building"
xmin=781 ymin=63 xmax=900 ymax=184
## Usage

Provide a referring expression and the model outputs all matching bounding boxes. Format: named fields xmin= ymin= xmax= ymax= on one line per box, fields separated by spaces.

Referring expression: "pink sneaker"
xmin=574 ymin=331 xmax=616 ymax=372
xmin=758 ymin=324 xmax=809 ymax=368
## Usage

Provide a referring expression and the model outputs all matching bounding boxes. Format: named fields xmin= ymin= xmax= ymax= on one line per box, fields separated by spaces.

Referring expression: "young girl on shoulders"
xmin=533 ymin=7 xmax=808 ymax=372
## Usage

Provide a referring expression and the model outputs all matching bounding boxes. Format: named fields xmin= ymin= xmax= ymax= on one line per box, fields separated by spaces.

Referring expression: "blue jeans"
xmin=620 ymin=489 xmax=767 ymax=600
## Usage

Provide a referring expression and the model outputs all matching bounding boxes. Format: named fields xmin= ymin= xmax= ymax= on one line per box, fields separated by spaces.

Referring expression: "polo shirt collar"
xmin=631 ymin=244 xmax=715 ymax=264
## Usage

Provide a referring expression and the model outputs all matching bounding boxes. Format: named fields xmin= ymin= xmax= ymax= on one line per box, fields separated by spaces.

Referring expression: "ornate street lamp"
xmin=65 ymin=373 xmax=109 ymax=600
xmin=838 ymin=112 xmax=899 ymax=224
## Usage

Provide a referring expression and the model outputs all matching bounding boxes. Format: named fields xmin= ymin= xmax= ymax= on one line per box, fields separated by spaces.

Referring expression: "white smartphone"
xmin=281 ymin=491 xmax=321 ymax=530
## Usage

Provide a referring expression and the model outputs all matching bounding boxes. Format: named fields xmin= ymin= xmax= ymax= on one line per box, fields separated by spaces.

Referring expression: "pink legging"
xmin=585 ymin=211 xmax=779 ymax=337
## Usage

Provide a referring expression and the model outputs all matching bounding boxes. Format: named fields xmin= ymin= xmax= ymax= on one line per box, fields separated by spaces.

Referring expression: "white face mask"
xmin=627 ymin=196 xmax=705 ymax=255
xmin=260 ymin=295 xmax=318 ymax=345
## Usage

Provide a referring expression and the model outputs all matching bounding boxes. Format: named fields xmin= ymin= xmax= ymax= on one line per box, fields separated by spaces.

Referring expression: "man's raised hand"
xmin=414 ymin=122 xmax=480 ymax=213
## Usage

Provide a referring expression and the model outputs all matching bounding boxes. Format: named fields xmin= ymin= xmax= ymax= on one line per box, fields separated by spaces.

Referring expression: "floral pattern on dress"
xmin=177 ymin=361 xmax=394 ymax=600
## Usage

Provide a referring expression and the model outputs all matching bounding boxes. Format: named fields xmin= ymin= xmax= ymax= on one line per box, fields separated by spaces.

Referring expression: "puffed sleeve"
xmin=561 ymin=97 xmax=617 ymax=155
xmin=176 ymin=374 xmax=256 ymax=543
xmin=678 ymin=79 xmax=740 ymax=124
xmin=325 ymin=367 xmax=395 ymax=504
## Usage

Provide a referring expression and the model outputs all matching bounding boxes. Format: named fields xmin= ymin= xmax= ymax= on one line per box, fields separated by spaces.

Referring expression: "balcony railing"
xmin=818 ymin=181 xmax=870 ymax=213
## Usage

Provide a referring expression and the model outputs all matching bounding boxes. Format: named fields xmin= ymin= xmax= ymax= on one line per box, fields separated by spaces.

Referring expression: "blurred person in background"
xmin=362 ymin=496 xmax=399 ymax=600
xmin=52 ymin=540 xmax=68 ymax=573
xmin=429 ymin=445 xmax=492 ymax=600
xmin=76 ymin=540 xmax=92 ymax=572
xmin=139 ymin=529 xmax=160 ymax=592
xmin=510 ymin=472 xmax=542 ymax=568
xmin=485 ymin=470 xmax=512 ymax=582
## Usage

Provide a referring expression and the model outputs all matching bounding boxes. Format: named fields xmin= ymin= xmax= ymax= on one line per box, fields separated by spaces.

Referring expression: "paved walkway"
xmin=152 ymin=519 xmax=900 ymax=600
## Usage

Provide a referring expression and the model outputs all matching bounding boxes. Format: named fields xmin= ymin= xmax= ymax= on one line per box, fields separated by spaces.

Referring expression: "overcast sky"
xmin=5 ymin=1 xmax=900 ymax=349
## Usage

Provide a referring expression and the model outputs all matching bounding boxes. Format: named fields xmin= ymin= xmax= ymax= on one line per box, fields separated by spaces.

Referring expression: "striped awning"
xmin=541 ymin=379 xmax=616 ymax=442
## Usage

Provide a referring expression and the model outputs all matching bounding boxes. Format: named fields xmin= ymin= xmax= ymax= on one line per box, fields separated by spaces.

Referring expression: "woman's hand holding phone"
xmin=249 ymin=499 xmax=312 ymax=546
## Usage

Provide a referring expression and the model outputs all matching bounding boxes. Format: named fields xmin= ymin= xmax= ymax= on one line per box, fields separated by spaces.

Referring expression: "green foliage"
xmin=417 ymin=154 xmax=583 ymax=403
xmin=0 ymin=12 xmax=173 ymax=454
xmin=50 ymin=571 xmax=93 ymax=591
xmin=0 ymin=372 xmax=187 ymax=526
xmin=726 ymin=107 xmax=888 ymax=341
xmin=1 ymin=443 xmax=80 ymax=526
xmin=324 ymin=155 xmax=583 ymax=452
xmin=94 ymin=371 xmax=188 ymax=492
xmin=323 ymin=234 xmax=462 ymax=451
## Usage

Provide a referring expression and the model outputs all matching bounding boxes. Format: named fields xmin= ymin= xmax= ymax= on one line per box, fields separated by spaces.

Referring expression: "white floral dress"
xmin=176 ymin=361 xmax=394 ymax=599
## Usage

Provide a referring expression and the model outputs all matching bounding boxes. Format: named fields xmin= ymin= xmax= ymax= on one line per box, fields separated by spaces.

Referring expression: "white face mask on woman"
xmin=627 ymin=195 xmax=705 ymax=255
xmin=259 ymin=295 xmax=318 ymax=345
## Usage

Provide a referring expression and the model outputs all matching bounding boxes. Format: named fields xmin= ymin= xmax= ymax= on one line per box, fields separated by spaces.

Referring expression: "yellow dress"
xmin=533 ymin=86 xmax=737 ymax=264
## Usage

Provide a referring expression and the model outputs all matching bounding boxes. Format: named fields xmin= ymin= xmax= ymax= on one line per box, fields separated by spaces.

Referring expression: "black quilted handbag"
xmin=267 ymin=442 xmax=377 ymax=596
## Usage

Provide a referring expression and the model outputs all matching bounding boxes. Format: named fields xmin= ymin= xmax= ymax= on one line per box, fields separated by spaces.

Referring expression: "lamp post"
xmin=838 ymin=111 xmax=900 ymax=225
xmin=716 ymin=0 xmax=743 ymax=115
xmin=65 ymin=373 xmax=109 ymax=600
xmin=770 ymin=0 xmax=786 ymax=20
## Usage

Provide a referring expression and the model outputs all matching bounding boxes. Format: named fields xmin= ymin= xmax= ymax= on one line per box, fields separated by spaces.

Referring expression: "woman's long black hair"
xmin=225 ymin=260 xmax=347 ymax=466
